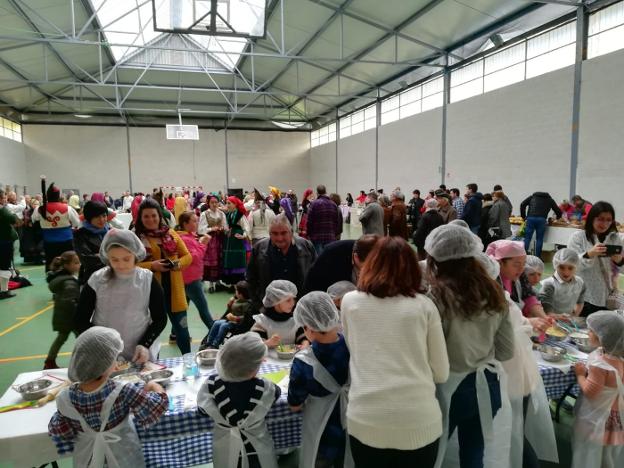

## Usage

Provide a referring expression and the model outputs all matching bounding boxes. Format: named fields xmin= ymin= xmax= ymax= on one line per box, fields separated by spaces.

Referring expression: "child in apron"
xmin=290 ymin=291 xmax=353 ymax=468
xmin=197 ymin=333 xmax=281 ymax=468
xmin=572 ymin=311 xmax=624 ymax=468
xmin=75 ymin=229 xmax=167 ymax=363
xmin=48 ymin=327 xmax=168 ymax=468
xmin=424 ymin=225 xmax=515 ymax=468
xmin=252 ymin=280 xmax=307 ymax=348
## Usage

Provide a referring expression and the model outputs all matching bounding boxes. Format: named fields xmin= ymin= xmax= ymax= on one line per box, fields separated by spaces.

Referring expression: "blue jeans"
xmin=448 ymin=370 xmax=502 ymax=468
xmin=524 ymin=216 xmax=547 ymax=257
xmin=167 ymin=310 xmax=190 ymax=355
xmin=207 ymin=319 xmax=235 ymax=347
xmin=185 ymin=280 xmax=214 ymax=330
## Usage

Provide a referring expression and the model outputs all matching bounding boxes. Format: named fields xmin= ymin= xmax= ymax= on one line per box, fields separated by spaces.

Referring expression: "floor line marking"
xmin=0 ymin=352 xmax=71 ymax=363
xmin=0 ymin=304 xmax=53 ymax=337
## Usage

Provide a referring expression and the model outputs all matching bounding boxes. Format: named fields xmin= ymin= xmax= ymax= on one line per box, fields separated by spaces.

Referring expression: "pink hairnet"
xmin=485 ymin=240 xmax=526 ymax=261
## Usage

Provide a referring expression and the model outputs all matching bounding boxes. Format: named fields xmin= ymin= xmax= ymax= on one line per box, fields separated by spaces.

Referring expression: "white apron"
xmin=294 ymin=347 xmax=354 ymax=468
xmin=434 ymin=360 xmax=512 ymax=468
xmin=572 ymin=349 xmax=624 ymax=468
xmin=88 ymin=267 xmax=159 ymax=361
xmin=253 ymin=314 xmax=299 ymax=345
xmin=502 ymin=295 xmax=558 ymax=468
xmin=56 ymin=383 xmax=146 ymax=468
xmin=197 ymin=378 xmax=279 ymax=468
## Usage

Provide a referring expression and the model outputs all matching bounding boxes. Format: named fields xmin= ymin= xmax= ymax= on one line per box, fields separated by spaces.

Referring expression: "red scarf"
xmin=143 ymin=226 xmax=178 ymax=256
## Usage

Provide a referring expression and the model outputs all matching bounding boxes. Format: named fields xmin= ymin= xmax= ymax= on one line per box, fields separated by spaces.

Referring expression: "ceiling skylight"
xmin=89 ymin=0 xmax=249 ymax=69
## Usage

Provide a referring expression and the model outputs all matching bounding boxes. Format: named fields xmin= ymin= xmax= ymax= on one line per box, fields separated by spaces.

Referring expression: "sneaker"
xmin=169 ymin=334 xmax=177 ymax=342
xmin=43 ymin=359 xmax=59 ymax=370
xmin=0 ymin=291 xmax=16 ymax=300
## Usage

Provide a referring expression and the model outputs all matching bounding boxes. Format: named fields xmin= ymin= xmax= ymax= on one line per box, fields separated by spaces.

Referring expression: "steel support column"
xmin=375 ymin=92 xmax=381 ymax=191
xmin=440 ymin=62 xmax=450 ymax=186
xmin=224 ymin=123 xmax=230 ymax=192
xmin=125 ymin=122 xmax=133 ymax=193
xmin=570 ymin=5 xmax=588 ymax=199
xmin=335 ymin=109 xmax=339 ymax=193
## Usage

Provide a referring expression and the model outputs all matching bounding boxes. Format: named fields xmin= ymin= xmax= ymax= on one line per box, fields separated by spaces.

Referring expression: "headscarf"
xmin=174 ymin=196 xmax=187 ymax=224
xmin=280 ymin=197 xmax=294 ymax=224
xmin=227 ymin=196 xmax=247 ymax=216
xmin=91 ymin=192 xmax=106 ymax=204
xmin=302 ymin=188 xmax=313 ymax=201
xmin=131 ymin=195 xmax=143 ymax=223
xmin=193 ymin=191 xmax=205 ymax=209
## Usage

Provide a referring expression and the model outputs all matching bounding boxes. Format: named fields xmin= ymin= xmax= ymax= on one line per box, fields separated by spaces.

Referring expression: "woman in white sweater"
xmin=424 ymin=224 xmax=514 ymax=468
xmin=341 ymin=236 xmax=449 ymax=467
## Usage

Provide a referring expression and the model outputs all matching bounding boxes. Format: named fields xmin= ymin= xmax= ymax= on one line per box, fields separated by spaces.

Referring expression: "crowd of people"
xmin=0 ymin=178 xmax=623 ymax=468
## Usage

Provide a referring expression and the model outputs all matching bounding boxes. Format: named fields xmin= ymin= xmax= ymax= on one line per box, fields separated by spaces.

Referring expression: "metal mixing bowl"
xmin=142 ymin=369 xmax=173 ymax=387
xmin=13 ymin=379 xmax=53 ymax=401
xmin=539 ymin=344 xmax=567 ymax=362
xmin=569 ymin=332 xmax=596 ymax=353
xmin=196 ymin=349 xmax=219 ymax=367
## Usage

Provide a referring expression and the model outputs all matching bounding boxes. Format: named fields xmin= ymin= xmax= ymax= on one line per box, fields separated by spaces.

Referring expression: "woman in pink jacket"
xmin=178 ymin=211 xmax=214 ymax=330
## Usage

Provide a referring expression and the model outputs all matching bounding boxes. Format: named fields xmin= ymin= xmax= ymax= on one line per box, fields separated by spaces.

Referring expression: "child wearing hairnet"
xmin=75 ymin=229 xmax=167 ymax=364
xmin=524 ymin=255 xmax=544 ymax=291
xmin=48 ymin=327 xmax=168 ymax=466
xmin=327 ymin=280 xmax=357 ymax=309
xmin=251 ymin=279 xmax=307 ymax=348
xmin=289 ymin=292 xmax=351 ymax=468
xmin=572 ymin=312 xmax=624 ymax=468
xmin=197 ymin=333 xmax=281 ymax=468
xmin=539 ymin=248 xmax=586 ymax=317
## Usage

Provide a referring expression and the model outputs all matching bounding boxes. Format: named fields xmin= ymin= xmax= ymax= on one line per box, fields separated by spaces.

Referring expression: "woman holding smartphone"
xmin=568 ymin=201 xmax=624 ymax=316
xmin=134 ymin=199 xmax=193 ymax=354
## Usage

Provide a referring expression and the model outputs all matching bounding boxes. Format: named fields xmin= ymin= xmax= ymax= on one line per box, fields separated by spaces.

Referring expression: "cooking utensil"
xmin=196 ymin=349 xmax=218 ymax=367
xmin=569 ymin=332 xmax=595 ymax=353
xmin=142 ymin=369 xmax=173 ymax=387
xmin=12 ymin=379 xmax=53 ymax=401
xmin=539 ymin=344 xmax=567 ymax=362
xmin=545 ymin=326 xmax=567 ymax=342
xmin=276 ymin=345 xmax=297 ymax=360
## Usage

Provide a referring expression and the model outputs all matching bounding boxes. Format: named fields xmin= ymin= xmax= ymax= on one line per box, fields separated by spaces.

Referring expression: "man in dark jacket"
xmin=461 ymin=183 xmax=483 ymax=234
xmin=408 ymin=189 xmax=424 ymax=229
xmin=73 ymin=201 xmax=108 ymax=285
xmin=246 ymin=214 xmax=316 ymax=310
xmin=520 ymin=192 xmax=562 ymax=257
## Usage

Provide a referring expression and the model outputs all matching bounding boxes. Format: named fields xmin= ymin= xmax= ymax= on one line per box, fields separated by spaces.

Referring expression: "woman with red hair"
xmin=221 ymin=196 xmax=251 ymax=285
xmin=298 ymin=188 xmax=314 ymax=238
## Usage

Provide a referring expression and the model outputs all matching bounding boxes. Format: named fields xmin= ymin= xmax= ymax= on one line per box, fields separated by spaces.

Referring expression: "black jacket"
xmin=413 ymin=210 xmax=444 ymax=251
xmin=73 ymin=227 xmax=106 ymax=285
xmin=520 ymin=192 xmax=562 ymax=220
xmin=461 ymin=192 xmax=483 ymax=228
xmin=302 ymin=240 xmax=356 ymax=294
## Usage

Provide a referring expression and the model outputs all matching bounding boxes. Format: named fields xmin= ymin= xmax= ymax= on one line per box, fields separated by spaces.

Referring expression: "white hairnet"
xmin=327 ymin=281 xmax=357 ymax=300
xmin=524 ymin=255 xmax=545 ymax=274
xmin=262 ymin=280 xmax=297 ymax=308
xmin=99 ymin=229 xmax=146 ymax=263
xmin=449 ymin=219 xmax=470 ymax=230
xmin=553 ymin=248 xmax=580 ymax=269
xmin=476 ymin=252 xmax=500 ymax=280
xmin=216 ymin=332 xmax=267 ymax=382
xmin=68 ymin=327 xmax=123 ymax=382
xmin=425 ymin=224 xmax=484 ymax=262
xmin=294 ymin=291 xmax=340 ymax=332
xmin=587 ymin=311 xmax=624 ymax=357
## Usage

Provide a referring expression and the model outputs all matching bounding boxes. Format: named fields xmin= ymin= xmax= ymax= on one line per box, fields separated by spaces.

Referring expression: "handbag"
xmin=598 ymin=257 xmax=624 ymax=310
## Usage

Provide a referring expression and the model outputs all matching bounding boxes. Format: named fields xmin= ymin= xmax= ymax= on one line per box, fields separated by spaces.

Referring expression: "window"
xmin=310 ymin=123 xmax=336 ymax=148
xmin=483 ymin=42 xmax=526 ymax=92
xmin=0 ymin=118 xmax=22 ymax=142
xmin=380 ymin=76 xmax=442 ymax=126
xmin=450 ymin=60 xmax=483 ymax=103
xmin=588 ymin=2 xmax=624 ymax=58
xmin=339 ymin=105 xmax=376 ymax=139
xmin=526 ymin=22 xmax=576 ymax=78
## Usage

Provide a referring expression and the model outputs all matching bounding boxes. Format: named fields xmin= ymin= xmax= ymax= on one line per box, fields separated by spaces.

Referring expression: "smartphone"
xmin=163 ymin=259 xmax=175 ymax=269
xmin=605 ymin=245 xmax=623 ymax=256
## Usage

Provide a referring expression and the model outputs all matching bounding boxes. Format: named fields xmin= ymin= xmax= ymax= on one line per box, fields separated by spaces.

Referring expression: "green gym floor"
xmin=3 ymin=224 xmax=616 ymax=468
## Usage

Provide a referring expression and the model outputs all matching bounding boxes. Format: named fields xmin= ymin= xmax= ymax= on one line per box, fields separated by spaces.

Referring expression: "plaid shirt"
xmin=306 ymin=196 xmax=339 ymax=244
xmin=48 ymin=380 xmax=168 ymax=455
xmin=452 ymin=198 xmax=465 ymax=218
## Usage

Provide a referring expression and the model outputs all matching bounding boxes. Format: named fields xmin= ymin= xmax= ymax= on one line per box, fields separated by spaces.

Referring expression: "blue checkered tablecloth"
xmin=537 ymin=339 xmax=581 ymax=399
xmin=138 ymin=357 xmax=301 ymax=468
xmin=139 ymin=350 xmax=581 ymax=467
